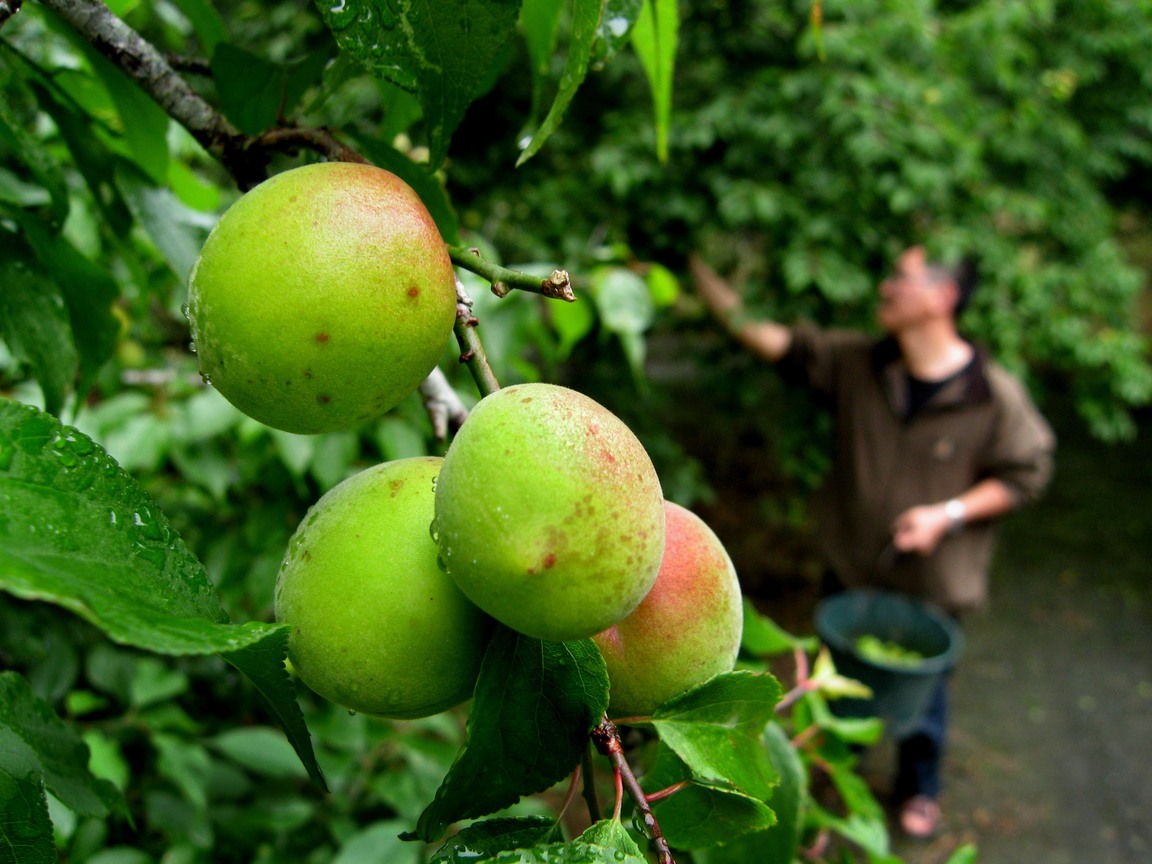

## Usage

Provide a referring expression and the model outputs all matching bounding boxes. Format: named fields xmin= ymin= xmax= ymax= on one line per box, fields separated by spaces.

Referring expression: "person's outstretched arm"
xmin=690 ymin=254 xmax=793 ymax=362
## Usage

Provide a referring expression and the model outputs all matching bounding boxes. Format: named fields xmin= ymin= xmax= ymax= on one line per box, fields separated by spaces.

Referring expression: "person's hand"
xmin=891 ymin=503 xmax=955 ymax=556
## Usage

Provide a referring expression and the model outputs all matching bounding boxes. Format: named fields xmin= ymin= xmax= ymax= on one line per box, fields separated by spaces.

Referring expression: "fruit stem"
xmin=449 ymin=245 xmax=575 ymax=302
xmin=581 ymin=745 xmax=602 ymax=824
xmin=591 ymin=717 xmax=677 ymax=864
xmin=453 ymin=278 xmax=501 ymax=397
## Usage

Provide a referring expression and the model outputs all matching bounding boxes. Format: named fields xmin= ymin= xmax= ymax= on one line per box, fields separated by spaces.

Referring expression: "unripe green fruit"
xmin=434 ymin=383 xmax=666 ymax=643
xmin=188 ymin=162 xmax=457 ymax=434
xmin=274 ymin=457 xmax=492 ymax=718
xmin=592 ymin=501 xmax=743 ymax=715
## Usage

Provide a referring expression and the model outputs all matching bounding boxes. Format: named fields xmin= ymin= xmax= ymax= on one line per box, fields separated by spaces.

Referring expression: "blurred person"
xmin=692 ymin=246 xmax=1055 ymax=838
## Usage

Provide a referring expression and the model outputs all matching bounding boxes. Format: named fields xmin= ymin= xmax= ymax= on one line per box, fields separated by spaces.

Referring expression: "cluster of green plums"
xmin=189 ymin=162 xmax=744 ymax=719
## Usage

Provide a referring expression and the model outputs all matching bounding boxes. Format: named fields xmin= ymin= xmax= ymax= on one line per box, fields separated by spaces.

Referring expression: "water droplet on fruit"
xmin=188 ymin=340 xmax=198 ymax=354
xmin=180 ymin=303 xmax=190 ymax=319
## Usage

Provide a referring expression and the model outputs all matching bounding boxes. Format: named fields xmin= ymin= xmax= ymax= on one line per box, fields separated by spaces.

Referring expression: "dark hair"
xmin=928 ymin=254 xmax=980 ymax=317
xmin=951 ymin=255 xmax=979 ymax=316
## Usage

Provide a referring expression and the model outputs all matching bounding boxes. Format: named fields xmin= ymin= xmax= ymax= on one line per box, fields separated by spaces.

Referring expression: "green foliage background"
xmin=1 ymin=0 xmax=1150 ymax=862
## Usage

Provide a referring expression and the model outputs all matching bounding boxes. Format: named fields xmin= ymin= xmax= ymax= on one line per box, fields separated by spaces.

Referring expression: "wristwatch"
xmin=943 ymin=498 xmax=967 ymax=534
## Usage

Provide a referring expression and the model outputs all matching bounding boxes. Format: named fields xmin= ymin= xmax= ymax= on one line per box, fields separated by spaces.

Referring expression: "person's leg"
xmin=894 ymin=671 xmax=950 ymax=836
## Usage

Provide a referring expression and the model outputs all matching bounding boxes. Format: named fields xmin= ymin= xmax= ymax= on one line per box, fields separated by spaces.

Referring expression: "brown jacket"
xmin=780 ymin=325 xmax=1055 ymax=613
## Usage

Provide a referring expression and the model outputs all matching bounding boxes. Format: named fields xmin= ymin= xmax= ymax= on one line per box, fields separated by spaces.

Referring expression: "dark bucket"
xmin=814 ymin=589 xmax=964 ymax=737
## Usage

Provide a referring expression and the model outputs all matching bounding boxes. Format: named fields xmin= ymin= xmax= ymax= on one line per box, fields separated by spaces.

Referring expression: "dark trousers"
xmin=893 ymin=668 xmax=950 ymax=802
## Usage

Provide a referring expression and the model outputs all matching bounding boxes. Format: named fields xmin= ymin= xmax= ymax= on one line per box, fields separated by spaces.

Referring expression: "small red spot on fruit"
xmin=408 ymin=286 xmax=420 ymax=298
xmin=543 ymin=553 xmax=557 ymax=569
xmin=316 ymin=332 xmax=329 ymax=343
xmin=317 ymin=394 xmax=332 ymax=405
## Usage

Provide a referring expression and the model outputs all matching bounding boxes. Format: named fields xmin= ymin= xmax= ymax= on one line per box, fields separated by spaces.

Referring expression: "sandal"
xmin=899 ymin=795 xmax=942 ymax=839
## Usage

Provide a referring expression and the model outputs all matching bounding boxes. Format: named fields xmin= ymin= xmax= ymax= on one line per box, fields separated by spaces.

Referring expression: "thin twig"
xmin=453 ymin=278 xmax=501 ymax=398
xmin=591 ymin=718 xmax=676 ymax=864
xmin=449 ymin=245 xmax=575 ymax=302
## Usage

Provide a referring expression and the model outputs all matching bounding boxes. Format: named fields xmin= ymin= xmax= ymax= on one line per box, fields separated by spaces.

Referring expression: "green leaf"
xmin=428 ymin=816 xmax=558 ymax=862
xmin=759 ymin=721 xmax=806 ymax=863
xmin=517 ymin=0 xmax=600 ymax=166
xmin=10 ymin=212 xmax=119 ymax=405
xmin=0 ymin=672 xmax=123 ymax=820
xmin=69 ymin=36 xmax=170 ymax=184
xmin=520 ymin=0 xmax=563 ymax=117
xmin=645 ymin=747 xmax=776 ymax=850
xmin=590 ymin=267 xmax=654 ymax=335
xmin=221 ymin=631 xmax=327 ymax=789
xmin=0 ymin=235 xmax=78 ymax=418
xmin=0 ymin=65 xmax=69 ymax=225
xmin=210 ymin=44 xmax=329 ymax=135
xmin=740 ymin=599 xmax=811 ymax=657
xmin=577 ymin=818 xmax=644 ymax=860
xmin=0 ymin=401 xmax=325 ymax=787
xmin=333 ymin=819 xmax=418 ymax=864
xmin=117 ymin=162 xmax=213 ymax=283
xmin=629 ymin=0 xmax=677 ymax=162
xmin=168 ymin=0 xmax=229 ymax=52
xmin=414 ymin=627 xmax=609 ymax=841
xmin=0 ymin=758 xmax=54 ymax=864
xmin=317 ymin=0 xmax=522 ymax=167
xmin=208 ymin=727 xmax=310 ymax=781
xmin=651 ymin=671 xmax=782 ymax=801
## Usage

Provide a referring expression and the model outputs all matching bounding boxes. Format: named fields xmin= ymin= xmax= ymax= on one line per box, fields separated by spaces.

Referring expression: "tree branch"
xmin=591 ymin=718 xmax=676 ymax=864
xmin=449 ymin=245 xmax=575 ymax=303
xmin=33 ymin=0 xmax=272 ymax=186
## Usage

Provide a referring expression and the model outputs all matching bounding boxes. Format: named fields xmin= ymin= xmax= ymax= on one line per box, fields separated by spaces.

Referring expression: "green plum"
xmin=433 ymin=383 xmax=666 ymax=643
xmin=593 ymin=501 xmax=743 ymax=715
xmin=274 ymin=457 xmax=492 ymax=718
xmin=188 ymin=162 xmax=457 ymax=434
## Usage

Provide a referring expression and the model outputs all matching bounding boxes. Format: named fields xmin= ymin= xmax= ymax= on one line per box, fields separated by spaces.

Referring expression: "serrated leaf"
xmin=428 ymin=816 xmax=558 ymax=862
xmin=644 ymin=747 xmax=776 ymax=850
xmin=0 ymin=237 xmax=77 ymax=418
xmin=630 ymin=0 xmax=677 ymax=162
xmin=577 ymin=818 xmax=644 ymax=859
xmin=0 ymin=401 xmax=325 ymax=788
xmin=0 ymin=758 xmax=54 ymax=864
xmin=0 ymin=672 xmax=122 ymax=819
xmin=517 ymin=0 xmax=600 ymax=166
xmin=317 ymin=0 xmax=521 ymax=167
xmin=651 ymin=671 xmax=782 ymax=801
xmin=414 ymin=627 xmax=609 ymax=841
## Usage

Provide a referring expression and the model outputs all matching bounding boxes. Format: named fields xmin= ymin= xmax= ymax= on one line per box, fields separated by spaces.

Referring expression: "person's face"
xmin=876 ymin=247 xmax=954 ymax=333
